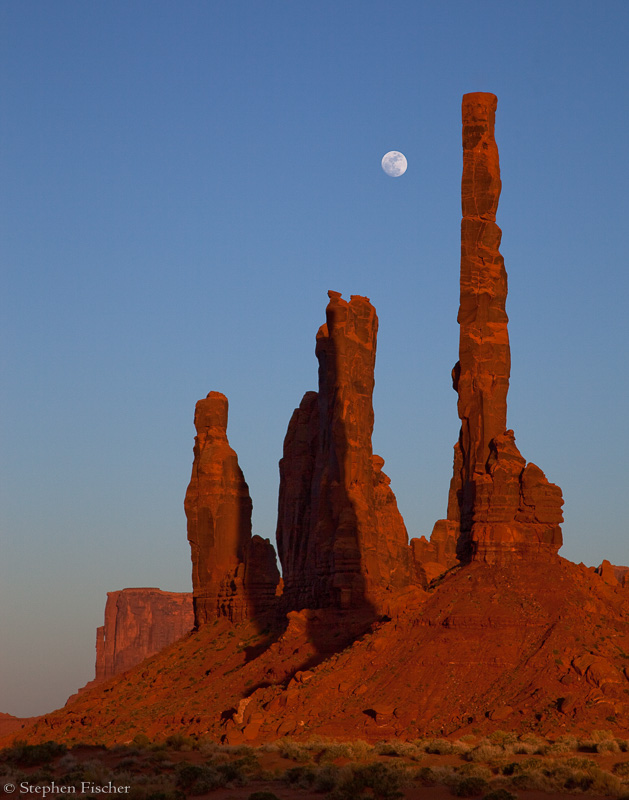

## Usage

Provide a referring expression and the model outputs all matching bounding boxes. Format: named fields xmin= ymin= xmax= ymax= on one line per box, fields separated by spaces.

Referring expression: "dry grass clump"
xmin=419 ymin=738 xmax=471 ymax=756
xmin=543 ymin=734 xmax=579 ymax=755
xmin=375 ymin=740 xmax=424 ymax=761
xmin=464 ymin=743 xmax=505 ymax=763
xmin=511 ymin=733 xmax=546 ymax=754
xmin=487 ymin=731 xmax=518 ymax=748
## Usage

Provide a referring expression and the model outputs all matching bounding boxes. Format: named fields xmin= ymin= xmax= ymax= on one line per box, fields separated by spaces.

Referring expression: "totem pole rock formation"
xmin=185 ymin=391 xmax=279 ymax=626
xmin=276 ymin=291 xmax=417 ymax=610
xmin=438 ymin=92 xmax=564 ymax=564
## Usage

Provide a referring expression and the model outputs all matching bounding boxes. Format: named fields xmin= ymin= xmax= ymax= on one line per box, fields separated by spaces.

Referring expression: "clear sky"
xmin=1 ymin=1 xmax=627 ymax=718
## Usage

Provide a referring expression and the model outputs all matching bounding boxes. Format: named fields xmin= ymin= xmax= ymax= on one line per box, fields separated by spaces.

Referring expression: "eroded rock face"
xmin=597 ymin=560 xmax=629 ymax=587
xmin=439 ymin=92 xmax=563 ymax=564
xmin=185 ymin=391 xmax=279 ymax=626
xmin=95 ymin=589 xmax=193 ymax=683
xmin=277 ymin=291 xmax=415 ymax=611
xmin=410 ymin=520 xmax=459 ymax=585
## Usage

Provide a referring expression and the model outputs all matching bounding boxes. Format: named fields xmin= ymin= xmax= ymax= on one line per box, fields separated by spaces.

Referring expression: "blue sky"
xmin=1 ymin=1 xmax=627 ymax=717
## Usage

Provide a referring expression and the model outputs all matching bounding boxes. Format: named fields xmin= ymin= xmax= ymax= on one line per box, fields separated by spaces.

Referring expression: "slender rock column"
xmin=443 ymin=93 xmax=564 ymax=563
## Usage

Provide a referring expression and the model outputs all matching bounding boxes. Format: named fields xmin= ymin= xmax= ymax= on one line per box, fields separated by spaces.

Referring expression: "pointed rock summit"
xmin=185 ymin=391 xmax=279 ymax=627
xmin=440 ymin=92 xmax=564 ymax=564
xmin=276 ymin=291 xmax=417 ymax=611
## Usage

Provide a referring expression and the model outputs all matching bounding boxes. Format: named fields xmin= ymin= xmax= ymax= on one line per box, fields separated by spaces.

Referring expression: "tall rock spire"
xmin=276 ymin=291 xmax=416 ymax=611
xmin=184 ymin=391 xmax=279 ymax=626
xmin=445 ymin=92 xmax=564 ymax=563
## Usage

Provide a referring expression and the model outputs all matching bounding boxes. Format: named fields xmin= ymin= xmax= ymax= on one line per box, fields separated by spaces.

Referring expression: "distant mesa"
xmin=27 ymin=92 xmax=628 ymax=748
xmin=69 ymin=588 xmax=194 ymax=701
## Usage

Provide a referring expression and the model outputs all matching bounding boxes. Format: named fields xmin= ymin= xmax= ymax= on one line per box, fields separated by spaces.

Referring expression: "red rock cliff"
xmin=276 ymin=291 xmax=416 ymax=610
xmin=185 ymin=391 xmax=279 ymax=626
xmin=94 ymin=588 xmax=193 ymax=684
xmin=440 ymin=92 xmax=563 ymax=564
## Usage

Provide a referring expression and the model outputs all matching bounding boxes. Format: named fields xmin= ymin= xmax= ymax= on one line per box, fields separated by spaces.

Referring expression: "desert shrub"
xmin=509 ymin=772 xmax=550 ymax=792
xmin=542 ymin=735 xmax=578 ymax=755
xmin=165 ymin=734 xmax=195 ymax=751
xmin=482 ymin=791 xmax=517 ymax=800
xmin=283 ymin=765 xmax=317 ymax=787
xmin=586 ymin=767 xmax=622 ymax=795
xmin=425 ymin=738 xmax=456 ymax=755
xmin=464 ymin=744 xmax=504 ymax=762
xmin=565 ymin=756 xmax=597 ymax=770
xmin=457 ymin=764 xmax=493 ymax=781
xmin=175 ymin=762 xmax=225 ymax=793
xmin=57 ymin=753 xmax=79 ymax=770
xmin=197 ymin=738 xmax=220 ymax=757
xmin=331 ymin=762 xmax=405 ymax=800
xmin=487 ymin=731 xmax=517 ymax=748
xmin=596 ymin=738 xmax=621 ymax=753
xmin=514 ymin=734 xmax=545 ymax=754
xmin=591 ymin=729 xmax=616 ymax=741
xmin=3 ymin=740 xmax=67 ymax=766
xmin=275 ymin=739 xmax=312 ymax=762
xmin=313 ymin=764 xmax=341 ymax=792
xmin=81 ymin=759 xmax=114 ymax=784
xmin=375 ymin=740 xmax=423 ymax=760
xmin=613 ymin=760 xmax=629 ymax=776
xmin=216 ymin=757 xmax=254 ymax=783
xmin=415 ymin=766 xmax=437 ymax=786
xmin=451 ymin=776 xmax=489 ymax=797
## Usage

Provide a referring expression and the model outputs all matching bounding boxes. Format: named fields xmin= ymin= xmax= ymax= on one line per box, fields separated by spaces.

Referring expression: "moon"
xmin=381 ymin=150 xmax=407 ymax=177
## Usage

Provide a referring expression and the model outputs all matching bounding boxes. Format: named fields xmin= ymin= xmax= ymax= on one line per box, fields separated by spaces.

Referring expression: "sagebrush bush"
xmin=175 ymin=762 xmax=225 ymax=793
xmin=465 ymin=744 xmax=504 ymax=762
xmin=596 ymin=738 xmax=621 ymax=754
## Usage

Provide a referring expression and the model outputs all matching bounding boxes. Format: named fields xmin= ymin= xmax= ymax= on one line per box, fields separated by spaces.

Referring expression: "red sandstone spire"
xmin=445 ymin=93 xmax=564 ymax=563
xmin=184 ymin=391 xmax=279 ymax=626
xmin=276 ymin=291 xmax=415 ymax=610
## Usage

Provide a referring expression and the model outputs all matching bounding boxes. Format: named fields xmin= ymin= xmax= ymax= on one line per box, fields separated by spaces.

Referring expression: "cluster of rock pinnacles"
xmin=184 ymin=92 xmax=565 ymax=631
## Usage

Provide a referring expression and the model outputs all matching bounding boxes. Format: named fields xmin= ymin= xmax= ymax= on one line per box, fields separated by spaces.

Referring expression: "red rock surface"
xmin=15 ymin=556 xmax=629 ymax=747
xmin=276 ymin=291 xmax=416 ymax=611
xmin=597 ymin=559 xmax=629 ymax=586
xmin=185 ymin=391 xmax=279 ymax=626
xmin=410 ymin=520 xmax=459 ymax=585
xmin=439 ymin=92 xmax=564 ymax=564
xmin=0 ymin=711 xmax=40 ymax=737
xmin=72 ymin=588 xmax=194 ymax=699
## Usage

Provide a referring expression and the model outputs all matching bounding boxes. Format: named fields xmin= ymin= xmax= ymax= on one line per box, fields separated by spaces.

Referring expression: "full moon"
xmin=381 ymin=150 xmax=408 ymax=177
